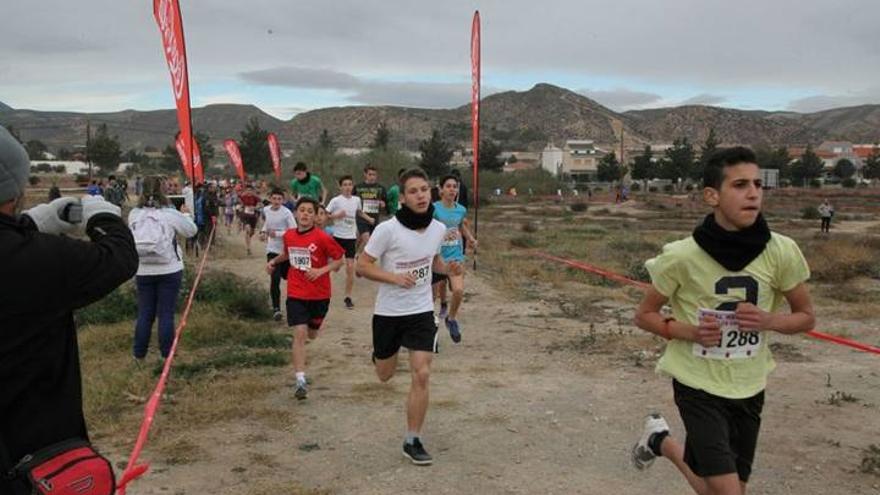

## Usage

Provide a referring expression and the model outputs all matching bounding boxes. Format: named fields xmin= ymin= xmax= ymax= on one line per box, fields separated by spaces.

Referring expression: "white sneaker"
xmin=631 ymin=413 xmax=669 ymax=470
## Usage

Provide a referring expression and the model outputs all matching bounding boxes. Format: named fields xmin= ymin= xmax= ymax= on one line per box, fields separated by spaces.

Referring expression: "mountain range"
xmin=1 ymin=83 xmax=878 ymax=155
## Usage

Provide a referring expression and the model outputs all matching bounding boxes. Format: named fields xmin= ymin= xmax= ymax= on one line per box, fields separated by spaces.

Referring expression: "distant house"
xmin=542 ymin=140 xmax=607 ymax=181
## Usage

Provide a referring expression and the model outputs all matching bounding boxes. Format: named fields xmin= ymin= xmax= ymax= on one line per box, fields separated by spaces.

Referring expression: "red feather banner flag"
xmin=267 ymin=132 xmax=282 ymax=182
xmin=224 ymin=139 xmax=246 ymax=182
xmin=471 ymin=10 xmax=481 ymax=268
xmin=154 ymin=0 xmax=195 ymax=183
xmin=175 ymin=134 xmax=203 ymax=183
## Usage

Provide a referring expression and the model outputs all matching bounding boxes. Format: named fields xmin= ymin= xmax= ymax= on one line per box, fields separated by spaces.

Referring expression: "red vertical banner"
xmin=175 ymin=134 xmax=203 ymax=183
xmin=470 ymin=10 xmax=481 ymax=268
xmin=154 ymin=0 xmax=195 ymax=183
xmin=175 ymin=135 xmax=192 ymax=182
xmin=193 ymin=140 xmax=204 ymax=184
xmin=224 ymin=139 xmax=246 ymax=182
xmin=267 ymin=132 xmax=282 ymax=182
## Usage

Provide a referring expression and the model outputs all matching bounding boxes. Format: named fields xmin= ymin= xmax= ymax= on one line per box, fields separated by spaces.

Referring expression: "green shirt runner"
xmin=386 ymin=184 xmax=400 ymax=215
xmin=289 ymin=173 xmax=324 ymax=202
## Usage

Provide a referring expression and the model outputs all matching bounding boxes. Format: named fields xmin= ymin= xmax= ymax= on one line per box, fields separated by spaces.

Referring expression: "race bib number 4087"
xmin=693 ymin=308 xmax=761 ymax=360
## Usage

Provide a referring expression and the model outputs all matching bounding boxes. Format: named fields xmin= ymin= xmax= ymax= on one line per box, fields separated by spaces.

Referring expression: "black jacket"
xmin=0 ymin=212 xmax=138 ymax=493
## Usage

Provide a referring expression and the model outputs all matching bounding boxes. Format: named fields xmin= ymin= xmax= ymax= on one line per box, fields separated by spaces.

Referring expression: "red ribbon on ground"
xmin=116 ymin=223 xmax=217 ymax=494
xmin=534 ymin=251 xmax=880 ymax=355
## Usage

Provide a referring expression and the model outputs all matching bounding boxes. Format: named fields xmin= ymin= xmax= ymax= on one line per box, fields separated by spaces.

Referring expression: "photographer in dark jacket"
xmin=0 ymin=125 xmax=139 ymax=494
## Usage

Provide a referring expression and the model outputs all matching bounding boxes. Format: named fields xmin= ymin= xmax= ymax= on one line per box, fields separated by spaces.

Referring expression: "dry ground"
xmin=84 ymin=192 xmax=879 ymax=495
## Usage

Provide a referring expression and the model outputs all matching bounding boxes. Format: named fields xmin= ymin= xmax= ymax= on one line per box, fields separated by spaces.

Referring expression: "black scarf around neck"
xmin=396 ymin=204 xmax=435 ymax=230
xmin=297 ymin=172 xmax=311 ymax=185
xmin=693 ymin=213 xmax=771 ymax=271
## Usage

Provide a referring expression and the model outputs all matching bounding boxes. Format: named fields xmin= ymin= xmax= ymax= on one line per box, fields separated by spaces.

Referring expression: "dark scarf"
xmin=693 ymin=213 xmax=771 ymax=271
xmin=297 ymin=172 xmax=312 ymax=185
xmin=396 ymin=204 xmax=435 ymax=230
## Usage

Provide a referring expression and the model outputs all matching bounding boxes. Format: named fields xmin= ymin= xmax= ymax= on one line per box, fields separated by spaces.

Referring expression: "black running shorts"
xmin=357 ymin=217 xmax=378 ymax=236
xmin=431 ymin=272 xmax=448 ymax=286
xmin=333 ymin=236 xmax=357 ymax=259
xmin=673 ymin=379 xmax=765 ymax=482
xmin=286 ymin=298 xmax=330 ymax=330
xmin=372 ymin=311 xmax=438 ymax=360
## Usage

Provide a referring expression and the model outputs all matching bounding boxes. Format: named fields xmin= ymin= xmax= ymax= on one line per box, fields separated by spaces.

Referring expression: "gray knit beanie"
xmin=0 ymin=126 xmax=30 ymax=203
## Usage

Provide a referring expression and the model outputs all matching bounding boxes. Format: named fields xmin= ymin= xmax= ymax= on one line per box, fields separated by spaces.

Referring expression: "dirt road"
xmin=129 ymin=231 xmax=880 ymax=495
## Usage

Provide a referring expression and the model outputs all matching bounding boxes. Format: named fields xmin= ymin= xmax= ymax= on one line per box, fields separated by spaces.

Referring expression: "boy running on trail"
xmin=266 ymin=197 xmax=344 ymax=400
xmin=631 ymin=147 xmax=815 ymax=495
xmin=356 ymin=168 xmax=461 ymax=465
xmin=260 ymin=188 xmax=297 ymax=321
xmin=354 ymin=163 xmax=387 ymax=252
xmin=238 ymin=185 xmax=262 ymax=255
xmin=326 ymin=175 xmax=373 ymax=309
xmin=432 ymin=174 xmax=477 ymax=343
xmin=289 ymin=161 xmax=327 ymax=205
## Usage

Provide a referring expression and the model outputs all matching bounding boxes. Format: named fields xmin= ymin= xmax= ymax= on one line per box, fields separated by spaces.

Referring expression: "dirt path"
xmin=129 ymin=230 xmax=880 ymax=495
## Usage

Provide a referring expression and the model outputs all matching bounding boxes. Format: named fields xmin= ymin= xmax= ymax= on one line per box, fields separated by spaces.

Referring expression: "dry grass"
xmin=803 ymin=236 xmax=880 ymax=282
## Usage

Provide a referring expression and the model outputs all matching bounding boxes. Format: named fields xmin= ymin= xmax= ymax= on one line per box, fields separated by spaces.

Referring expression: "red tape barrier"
xmin=116 ymin=224 xmax=217 ymax=494
xmin=534 ymin=251 xmax=880 ymax=356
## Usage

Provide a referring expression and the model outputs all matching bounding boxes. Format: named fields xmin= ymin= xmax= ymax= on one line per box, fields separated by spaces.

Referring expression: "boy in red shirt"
xmin=266 ymin=197 xmax=344 ymax=400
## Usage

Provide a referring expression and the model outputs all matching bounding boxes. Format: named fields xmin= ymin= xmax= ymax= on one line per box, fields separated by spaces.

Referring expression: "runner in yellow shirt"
xmin=630 ymin=147 xmax=815 ymax=495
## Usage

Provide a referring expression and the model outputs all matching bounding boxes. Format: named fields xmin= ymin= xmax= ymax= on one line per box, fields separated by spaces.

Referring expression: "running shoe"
xmin=631 ymin=413 xmax=669 ymax=470
xmin=438 ymin=302 xmax=449 ymax=320
xmin=402 ymin=438 xmax=433 ymax=465
xmin=344 ymin=297 xmax=354 ymax=310
xmin=294 ymin=380 xmax=308 ymax=400
xmin=445 ymin=318 xmax=461 ymax=343
xmin=273 ymin=309 xmax=283 ymax=321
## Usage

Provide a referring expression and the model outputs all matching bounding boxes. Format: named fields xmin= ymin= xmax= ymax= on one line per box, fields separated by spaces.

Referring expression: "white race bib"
xmin=288 ymin=247 xmax=312 ymax=271
xmin=274 ymin=229 xmax=286 ymax=238
xmin=363 ymin=199 xmax=380 ymax=214
xmin=343 ymin=217 xmax=356 ymax=228
xmin=395 ymin=259 xmax=431 ymax=288
xmin=442 ymin=227 xmax=461 ymax=247
xmin=693 ymin=308 xmax=761 ymax=360
xmin=244 ymin=206 xmax=255 ymax=215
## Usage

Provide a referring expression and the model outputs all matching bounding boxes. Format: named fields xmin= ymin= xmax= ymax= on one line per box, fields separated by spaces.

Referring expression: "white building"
xmin=541 ymin=144 xmax=564 ymax=176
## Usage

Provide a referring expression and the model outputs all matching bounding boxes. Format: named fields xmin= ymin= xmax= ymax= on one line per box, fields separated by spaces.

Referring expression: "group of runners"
xmin=246 ymin=162 xmax=476 ymax=465
xmin=206 ymin=146 xmax=818 ymax=491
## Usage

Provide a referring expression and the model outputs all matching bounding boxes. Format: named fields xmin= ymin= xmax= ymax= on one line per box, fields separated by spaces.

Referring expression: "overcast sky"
xmin=2 ymin=0 xmax=879 ymax=119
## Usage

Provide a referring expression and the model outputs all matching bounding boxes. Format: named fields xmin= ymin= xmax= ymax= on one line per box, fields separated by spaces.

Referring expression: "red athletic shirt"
xmin=239 ymin=193 xmax=260 ymax=216
xmin=283 ymin=227 xmax=344 ymax=300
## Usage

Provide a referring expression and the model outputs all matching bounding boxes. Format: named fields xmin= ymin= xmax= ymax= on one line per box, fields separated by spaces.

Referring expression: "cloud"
xmin=787 ymin=87 xmax=880 ymax=112
xmin=680 ymin=93 xmax=727 ymax=106
xmin=578 ymin=88 xmax=663 ymax=110
xmin=239 ymin=67 xmax=360 ymax=91
xmin=239 ymin=66 xmax=489 ymax=108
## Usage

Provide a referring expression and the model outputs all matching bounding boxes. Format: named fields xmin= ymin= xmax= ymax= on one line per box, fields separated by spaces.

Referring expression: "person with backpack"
xmin=128 ymin=176 xmax=197 ymax=363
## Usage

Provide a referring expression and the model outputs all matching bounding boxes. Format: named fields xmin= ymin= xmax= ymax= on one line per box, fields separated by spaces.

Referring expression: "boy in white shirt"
xmin=326 ymin=175 xmax=372 ymax=309
xmin=356 ymin=169 xmax=461 ymax=465
xmin=260 ymin=188 xmax=297 ymax=320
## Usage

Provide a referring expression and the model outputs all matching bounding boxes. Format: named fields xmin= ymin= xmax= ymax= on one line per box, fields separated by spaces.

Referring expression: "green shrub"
xmin=648 ymin=186 xmax=658 ymax=192
xmin=570 ymin=202 xmax=588 ymax=212
xmin=520 ymin=221 xmax=539 ymax=233
xmin=190 ymin=270 xmax=271 ymax=320
xmin=801 ymin=206 xmax=821 ymax=219
xmin=630 ymin=182 xmax=641 ymax=192
xmin=809 ymin=179 xmax=822 ymax=188
xmin=842 ymin=178 xmax=857 ymax=188
xmin=76 ymin=282 xmax=138 ymax=326
xmin=510 ymin=235 xmax=538 ymax=248
xmin=663 ymin=184 xmax=675 ymax=193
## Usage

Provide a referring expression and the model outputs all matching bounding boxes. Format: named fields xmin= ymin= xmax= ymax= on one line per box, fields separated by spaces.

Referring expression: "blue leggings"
xmin=134 ymin=270 xmax=183 ymax=358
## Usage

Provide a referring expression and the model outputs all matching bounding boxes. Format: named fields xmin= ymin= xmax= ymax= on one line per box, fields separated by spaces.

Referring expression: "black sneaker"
xmin=344 ymin=297 xmax=354 ymax=310
xmin=273 ymin=309 xmax=283 ymax=321
xmin=402 ymin=438 xmax=433 ymax=465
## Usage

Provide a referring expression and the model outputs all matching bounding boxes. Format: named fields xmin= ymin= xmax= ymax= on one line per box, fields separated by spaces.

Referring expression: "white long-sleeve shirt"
xmin=128 ymin=207 xmax=198 ymax=276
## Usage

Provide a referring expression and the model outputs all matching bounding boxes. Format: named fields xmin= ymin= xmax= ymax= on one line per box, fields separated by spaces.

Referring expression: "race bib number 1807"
xmin=693 ymin=308 xmax=761 ymax=360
